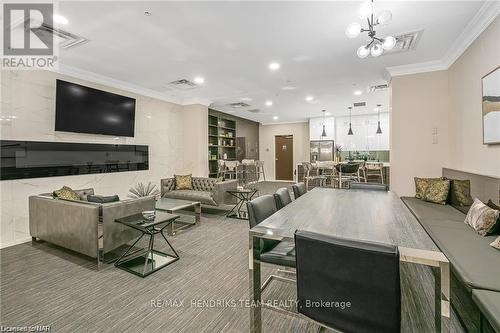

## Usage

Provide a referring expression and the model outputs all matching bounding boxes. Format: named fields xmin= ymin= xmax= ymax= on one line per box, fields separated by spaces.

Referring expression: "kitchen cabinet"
xmin=309 ymin=116 xmax=335 ymax=141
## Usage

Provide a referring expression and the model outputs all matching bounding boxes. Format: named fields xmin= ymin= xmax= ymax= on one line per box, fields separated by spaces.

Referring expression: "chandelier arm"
xmin=373 ymin=36 xmax=384 ymax=42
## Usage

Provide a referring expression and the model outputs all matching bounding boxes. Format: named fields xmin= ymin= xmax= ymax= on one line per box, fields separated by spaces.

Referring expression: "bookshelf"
xmin=208 ymin=110 xmax=237 ymax=178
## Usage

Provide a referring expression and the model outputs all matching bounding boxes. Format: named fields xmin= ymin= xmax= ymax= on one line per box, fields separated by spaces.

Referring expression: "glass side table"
xmin=114 ymin=211 xmax=180 ymax=277
xmin=226 ymin=188 xmax=258 ymax=220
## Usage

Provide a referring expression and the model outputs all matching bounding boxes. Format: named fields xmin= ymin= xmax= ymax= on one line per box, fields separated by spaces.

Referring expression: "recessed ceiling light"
xmin=144 ymin=10 xmax=152 ymax=16
xmin=273 ymin=116 xmax=279 ymax=120
xmin=354 ymin=90 xmax=363 ymax=96
xmin=240 ymin=97 xmax=253 ymax=102
xmin=265 ymin=101 xmax=273 ymax=107
xmin=325 ymin=112 xmax=331 ymax=116
xmin=268 ymin=62 xmax=280 ymax=71
xmin=53 ymin=14 xmax=68 ymax=25
xmin=146 ymin=115 xmax=152 ymax=119
xmin=281 ymin=86 xmax=296 ymax=91
xmin=193 ymin=76 xmax=205 ymax=84
xmin=305 ymin=96 xmax=314 ymax=102
xmin=373 ymin=107 xmax=379 ymax=112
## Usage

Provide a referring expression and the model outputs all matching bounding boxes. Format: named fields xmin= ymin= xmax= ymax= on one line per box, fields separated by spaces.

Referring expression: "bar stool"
xmin=255 ymin=160 xmax=266 ymax=182
xmin=224 ymin=160 xmax=239 ymax=180
xmin=365 ymin=162 xmax=384 ymax=184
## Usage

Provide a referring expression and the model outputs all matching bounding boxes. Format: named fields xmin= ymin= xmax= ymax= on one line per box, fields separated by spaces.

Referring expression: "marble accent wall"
xmin=0 ymin=70 xmax=193 ymax=247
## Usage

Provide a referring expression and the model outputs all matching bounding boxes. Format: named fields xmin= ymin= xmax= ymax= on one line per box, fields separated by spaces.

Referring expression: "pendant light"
xmin=321 ymin=110 xmax=327 ymax=138
xmin=376 ymin=104 xmax=382 ymax=134
xmin=347 ymin=107 xmax=354 ymax=135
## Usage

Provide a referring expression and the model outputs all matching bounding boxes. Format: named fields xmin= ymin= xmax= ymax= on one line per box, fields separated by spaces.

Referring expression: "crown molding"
xmin=387 ymin=2 xmax=499 ymax=77
xmin=260 ymin=120 xmax=308 ymax=126
xmin=50 ymin=64 xmax=186 ymax=105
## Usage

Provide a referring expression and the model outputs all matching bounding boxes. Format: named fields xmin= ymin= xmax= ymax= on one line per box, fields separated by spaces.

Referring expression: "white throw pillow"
xmin=464 ymin=198 xmax=500 ymax=236
xmin=491 ymin=236 xmax=500 ymax=251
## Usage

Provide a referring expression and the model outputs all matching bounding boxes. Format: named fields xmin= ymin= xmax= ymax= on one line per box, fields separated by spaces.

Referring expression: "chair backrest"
xmin=255 ymin=160 xmax=264 ymax=169
xmin=242 ymin=159 xmax=255 ymax=165
xmin=336 ymin=162 xmax=360 ymax=174
xmin=292 ymin=183 xmax=307 ymax=199
xmin=246 ymin=194 xmax=277 ymax=229
xmin=274 ymin=187 xmax=292 ymax=209
xmin=294 ymin=230 xmax=401 ymax=333
xmin=365 ymin=162 xmax=384 ymax=170
xmin=224 ymin=160 xmax=239 ymax=171
xmin=350 ymin=182 xmax=388 ymax=191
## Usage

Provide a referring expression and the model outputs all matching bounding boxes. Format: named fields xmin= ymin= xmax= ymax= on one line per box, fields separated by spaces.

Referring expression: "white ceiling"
xmin=55 ymin=1 xmax=489 ymax=124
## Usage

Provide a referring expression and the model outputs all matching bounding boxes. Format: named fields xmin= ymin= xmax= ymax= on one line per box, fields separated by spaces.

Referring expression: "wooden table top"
xmin=251 ymin=187 xmax=438 ymax=251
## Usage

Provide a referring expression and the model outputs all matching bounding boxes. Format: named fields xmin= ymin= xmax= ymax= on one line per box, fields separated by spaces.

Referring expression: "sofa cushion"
xmin=74 ymin=188 xmax=95 ymax=201
xmin=414 ymin=177 xmax=442 ymax=199
xmin=174 ymin=174 xmax=193 ymax=190
xmin=472 ymin=290 xmax=500 ymax=333
xmin=87 ymin=195 xmax=120 ymax=203
xmin=424 ymin=223 xmax=500 ymax=292
xmin=448 ymin=179 xmax=473 ymax=206
xmin=192 ymin=177 xmax=218 ymax=192
xmin=401 ymin=197 xmax=466 ymax=222
xmin=164 ymin=190 xmax=216 ymax=206
xmin=465 ymin=198 xmax=500 ymax=236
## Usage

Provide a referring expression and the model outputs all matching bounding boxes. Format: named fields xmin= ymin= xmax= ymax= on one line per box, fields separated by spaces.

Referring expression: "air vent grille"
xmin=168 ymin=79 xmax=198 ymax=90
xmin=383 ymin=30 xmax=422 ymax=55
xmin=248 ymin=109 xmax=260 ymax=113
xmin=39 ymin=24 xmax=89 ymax=49
xmin=353 ymin=102 xmax=366 ymax=107
xmin=369 ymin=84 xmax=389 ymax=92
xmin=228 ymin=102 xmax=251 ymax=108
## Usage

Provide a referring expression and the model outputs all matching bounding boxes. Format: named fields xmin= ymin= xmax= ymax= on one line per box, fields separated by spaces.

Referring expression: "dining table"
xmin=248 ymin=187 xmax=450 ymax=332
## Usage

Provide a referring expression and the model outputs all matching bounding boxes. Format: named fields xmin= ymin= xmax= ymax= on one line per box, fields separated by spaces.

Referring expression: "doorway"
xmin=275 ymin=135 xmax=293 ymax=181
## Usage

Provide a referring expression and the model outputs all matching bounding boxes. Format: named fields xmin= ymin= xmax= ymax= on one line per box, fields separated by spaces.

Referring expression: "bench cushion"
xmin=401 ymin=197 xmax=500 ymax=292
xmin=472 ymin=290 xmax=500 ymax=333
xmin=164 ymin=190 xmax=216 ymax=206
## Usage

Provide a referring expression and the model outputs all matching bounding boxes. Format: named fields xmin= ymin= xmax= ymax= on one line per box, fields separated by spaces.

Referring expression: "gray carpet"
xmin=0 ymin=182 xmax=465 ymax=333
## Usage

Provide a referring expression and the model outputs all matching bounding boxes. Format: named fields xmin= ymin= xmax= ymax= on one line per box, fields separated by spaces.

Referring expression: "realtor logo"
xmin=2 ymin=3 xmax=57 ymax=69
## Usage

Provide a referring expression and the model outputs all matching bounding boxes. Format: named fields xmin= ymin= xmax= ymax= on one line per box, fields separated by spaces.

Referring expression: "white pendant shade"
xmin=376 ymin=10 xmax=392 ymax=25
xmin=345 ymin=22 xmax=361 ymax=38
xmin=382 ymin=36 xmax=396 ymax=50
xmin=357 ymin=45 xmax=370 ymax=58
xmin=370 ymin=43 xmax=383 ymax=57
xmin=358 ymin=0 xmax=373 ymax=19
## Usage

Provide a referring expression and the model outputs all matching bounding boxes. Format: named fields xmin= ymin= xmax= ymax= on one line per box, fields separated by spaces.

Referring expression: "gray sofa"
xmin=401 ymin=197 xmax=500 ymax=333
xmin=29 ymin=188 xmax=155 ymax=268
xmin=160 ymin=177 xmax=237 ymax=207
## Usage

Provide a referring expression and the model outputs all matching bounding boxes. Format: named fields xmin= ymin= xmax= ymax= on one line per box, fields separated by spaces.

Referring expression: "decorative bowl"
xmin=142 ymin=210 xmax=156 ymax=221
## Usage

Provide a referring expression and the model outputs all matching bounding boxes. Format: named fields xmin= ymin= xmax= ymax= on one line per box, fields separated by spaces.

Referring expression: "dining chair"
xmin=355 ymin=160 xmax=367 ymax=182
xmin=246 ymin=195 xmax=296 ymax=291
xmin=217 ymin=160 xmax=226 ymax=179
xmin=242 ymin=159 xmax=257 ymax=184
xmin=365 ymin=162 xmax=385 ymax=184
xmin=274 ymin=187 xmax=292 ymax=209
xmin=335 ymin=162 xmax=361 ymax=188
xmin=294 ymin=230 xmax=401 ymax=333
xmin=224 ymin=160 xmax=240 ymax=180
xmin=302 ymin=162 xmax=327 ymax=190
xmin=255 ymin=160 xmax=266 ymax=182
xmin=350 ymin=182 xmax=388 ymax=191
xmin=292 ymin=182 xmax=307 ymax=199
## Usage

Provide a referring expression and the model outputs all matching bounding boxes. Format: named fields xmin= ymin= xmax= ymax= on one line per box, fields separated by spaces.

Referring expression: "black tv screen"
xmin=55 ymin=80 xmax=136 ymax=137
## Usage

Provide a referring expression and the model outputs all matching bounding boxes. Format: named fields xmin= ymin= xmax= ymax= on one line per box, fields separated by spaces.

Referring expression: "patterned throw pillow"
xmin=491 ymin=236 xmax=500 ymax=250
xmin=53 ymin=186 xmax=80 ymax=201
xmin=174 ymin=174 xmax=193 ymax=190
xmin=465 ymin=198 xmax=500 ymax=236
xmin=414 ymin=177 xmax=442 ymax=199
xmin=422 ymin=179 xmax=450 ymax=205
xmin=449 ymin=179 xmax=473 ymax=206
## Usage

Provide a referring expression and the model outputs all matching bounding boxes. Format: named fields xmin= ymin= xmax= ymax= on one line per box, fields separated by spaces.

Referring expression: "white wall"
xmin=390 ymin=71 xmax=451 ymax=197
xmin=447 ymin=17 xmax=500 ymax=177
xmin=0 ymin=70 xmax=206 ymax=248
xmin=259 ymin=122 xmax=309 ymax=181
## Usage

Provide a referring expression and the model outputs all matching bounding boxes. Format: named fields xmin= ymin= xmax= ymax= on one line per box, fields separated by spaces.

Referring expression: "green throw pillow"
xmin=414 ymin=177 xmax=442 ymax=199
xmin=422 ymin=179 xmax=450 ymax=205
xmin=53 ymin=186 xmax=80 ymax=201
xmin=449 ymin=179 xmax=473 ymax=206
xmin=174 ymin=174 xmax=193 ymax=190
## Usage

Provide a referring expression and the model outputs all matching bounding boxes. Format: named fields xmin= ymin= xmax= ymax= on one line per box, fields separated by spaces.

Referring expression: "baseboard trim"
xmin=0 ymin=237 xmax=32 ymax=249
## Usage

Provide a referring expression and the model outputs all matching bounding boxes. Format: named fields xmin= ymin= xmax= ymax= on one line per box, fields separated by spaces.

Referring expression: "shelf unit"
xmin=208 ymin=111 xmax=237 ymax=178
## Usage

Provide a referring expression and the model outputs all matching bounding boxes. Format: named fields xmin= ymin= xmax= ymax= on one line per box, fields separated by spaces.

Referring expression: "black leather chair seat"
xmin=260 ymin=241 xmax=296 ymax=268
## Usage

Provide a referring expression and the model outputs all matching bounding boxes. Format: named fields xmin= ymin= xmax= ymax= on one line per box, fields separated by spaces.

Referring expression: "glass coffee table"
xmin=155 ymin=198 xmax=201 ymax=235
xmin=114 ymin=211 xmax=180 ymax=277
xmin=226 ymin=188 xmax=258 ymax=220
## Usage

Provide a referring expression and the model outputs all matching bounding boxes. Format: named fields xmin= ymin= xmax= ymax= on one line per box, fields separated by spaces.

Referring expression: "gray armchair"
xmin=160 ymin=177 xmax=237 ymax=207
xmin=29 ymin=189 xmax=155 ymax=269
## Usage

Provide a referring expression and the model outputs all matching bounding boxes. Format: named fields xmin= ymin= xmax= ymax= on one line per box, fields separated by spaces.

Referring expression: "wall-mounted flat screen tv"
xmin=55 ymin=80 xmax=136 ymax=137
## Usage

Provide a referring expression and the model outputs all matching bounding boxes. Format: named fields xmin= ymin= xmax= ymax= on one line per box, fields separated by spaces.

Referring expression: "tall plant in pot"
xmin=128 ymin=182 xmax=160 ymax=200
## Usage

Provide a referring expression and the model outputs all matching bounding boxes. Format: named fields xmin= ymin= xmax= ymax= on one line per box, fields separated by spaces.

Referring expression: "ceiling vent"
xmin=9 ymin=16 xmax=88 ymax=50
xmin=369 ymin=84 xmax=389 ymax=92
xmin=383 ymin=30 xmax=422 ymax=55
xmin=168 ymin=79 xmax=198 ymax=90
xmin=248 ymin=109 xmax=260 ymax=113
xmin=353 ymin=102 xmax=366 ymax=107
xmin=228 ymin=102 xmax=251 ymax=108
